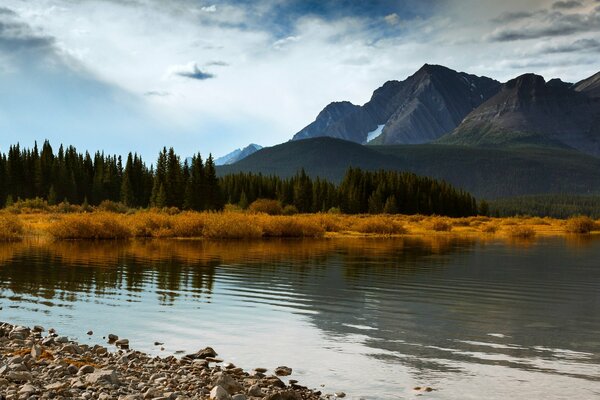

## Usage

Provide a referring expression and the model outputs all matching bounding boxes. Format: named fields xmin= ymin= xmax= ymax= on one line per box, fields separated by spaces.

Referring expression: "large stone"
xmin=189 ymin=346 xmax=217 ymax=359
xmin=262 ymin=391 xmax=302 ymax=400
xmin=18 ymin=383 xmax=37 ymax=395
xmin=6 ymin=371 xmax=32 ymax=382
xmin=84 ymin=369 xmax=119 ymax=386
xmin=210 ymin=385 xmax=232 ymax=400
xmin=274 ymin=366 xmax=292 ymax=377
xmin=31 ymin=344 xmax=42 ymax=359
xmin=247 ymin=384 xmax=263 ymax=397
xmin=212 ymin=372 xmax=242 ymax=394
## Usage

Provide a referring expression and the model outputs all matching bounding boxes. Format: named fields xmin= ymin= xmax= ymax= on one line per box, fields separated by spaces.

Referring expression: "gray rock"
xmin=78 ymin=365 xmax=95 ymax=375
xmin=18 ymin=383 xmax=36 ymax=395
xmin=247 ymin=384 xmax=263 ymax=397
xmin=31 ymin=344 xmax=42 ymax=359
xmin=56 ymin=336 xmax=69 ymax=343
xmin=274 ymin=366 xmax=292 ymax=376
xmin=84 ymin=369 xmax=119 ymax=386
xmin=6 ymin=371 xmax=32 ymax=382
xmin=212 ymin=372 xmax=242 ymax=394
xmin=115 ymin=339 xmax=129 ymax=347
xmin=232 ymin=394 xmax=247 ymax=400
xmin=262 ymin=391 xmax=302 ymax=400
xmin=210 ymin=385 xmax=232 ymax=400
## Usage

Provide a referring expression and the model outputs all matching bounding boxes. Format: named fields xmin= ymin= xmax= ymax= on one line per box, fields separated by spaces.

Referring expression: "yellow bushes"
xmin=351 ymin=216 xmax=407 ymax=235
xmin=8 ymin=210 xmax=600 ymax=240
xmin=202 ymin=213 xmax=263 ymax=239
xmin=249 ymin=199 xmax=283 ymax=215
xmin=262 ymin=216 xmax=324 ymax=237
xmin=48 ymin=213 xmax=131 ymax=240
xmin=564 ymin=216 xmax=597 ymax=234
xmin=0 ymin=214 xmax=24 ymax=241
xmin=430 ymin=218 xmax=452 ymax=232
xmin=507 ymin=225 xmax=536 ymax=239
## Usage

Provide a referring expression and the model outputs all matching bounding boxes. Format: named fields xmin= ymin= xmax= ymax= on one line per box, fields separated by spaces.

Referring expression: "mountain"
xmin=215 ymin=144 xmax=263 ymax=166
xmin=218 ymin=137 xmax=600 ymax=199
xmin=291 ymin=64 xmax=501 ymax=145
xmin=574 ymin=71 xmax=600 ymax=98
xmin=439 ymin=73 xmax=600 ymax=156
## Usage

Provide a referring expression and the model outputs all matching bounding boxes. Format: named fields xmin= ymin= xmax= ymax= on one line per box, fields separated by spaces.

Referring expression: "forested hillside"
xmin=0 ymin=141 xmax=478 ymax=217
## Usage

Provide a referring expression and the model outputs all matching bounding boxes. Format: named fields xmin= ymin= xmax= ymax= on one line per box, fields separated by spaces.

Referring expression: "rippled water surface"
xmin=1 ymin=237 xmax=599 ymax=399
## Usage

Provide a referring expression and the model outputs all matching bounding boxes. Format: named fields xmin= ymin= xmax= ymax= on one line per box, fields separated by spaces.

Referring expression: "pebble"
xmin=0 ymin=321 xmax=327 ymax=400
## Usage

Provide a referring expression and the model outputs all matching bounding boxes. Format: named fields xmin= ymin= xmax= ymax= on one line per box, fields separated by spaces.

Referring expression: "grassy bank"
xmin=1 ymin=209 xmax=599 ymax=241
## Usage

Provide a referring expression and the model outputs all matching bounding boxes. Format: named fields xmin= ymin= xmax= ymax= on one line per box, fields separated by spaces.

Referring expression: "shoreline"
xmin=0 ymin=321 xmax=328 ymax=400
xmin=1 ymin=211 xmax=599 ymax=242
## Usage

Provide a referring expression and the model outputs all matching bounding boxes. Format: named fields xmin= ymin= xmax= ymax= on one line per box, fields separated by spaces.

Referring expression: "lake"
xmin=0 ymin=236 xmax=599 ymax=399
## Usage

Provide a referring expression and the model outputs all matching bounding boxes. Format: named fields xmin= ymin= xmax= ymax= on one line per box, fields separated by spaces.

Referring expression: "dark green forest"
xmin=0 ymin=141 xmax=478 ymax=216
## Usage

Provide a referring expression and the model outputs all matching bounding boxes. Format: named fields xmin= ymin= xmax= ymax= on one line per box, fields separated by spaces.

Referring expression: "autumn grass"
xmin=4 ymin=210 xmax=600 ymax=240
xmin=0 ymin=213 xmax=24 ymax=242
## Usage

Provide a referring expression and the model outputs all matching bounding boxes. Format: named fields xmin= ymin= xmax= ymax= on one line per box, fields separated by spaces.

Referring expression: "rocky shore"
xmin=0 ymin=322 xmax=333 ymax=400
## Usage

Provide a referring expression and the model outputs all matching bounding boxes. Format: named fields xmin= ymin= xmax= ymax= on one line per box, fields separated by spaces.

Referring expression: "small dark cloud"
xmin=542 ymin=38 xmax=600 ymax=54
xmin=144 ymin=91 xmax=170 ymax=97
xmin=552 ymin=0 xmax=582 ymax=9
xmin=176 ymin=65 xmax=215 ymax=80
xmin=489 ymin=8 xmax=600 ymax=41
xmin=0 ymin=20 xmax=56 ymax=52
xmin=0 ymin=7 xmax=16 ymax=15
xmin=491 ymin=11 xmax=535 ymax=24
xmin=205 ymin=60 xmax=229 ymax=67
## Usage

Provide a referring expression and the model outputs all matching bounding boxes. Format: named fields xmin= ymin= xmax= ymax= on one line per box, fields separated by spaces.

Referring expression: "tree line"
xmin=0 ymin=141 xmax=479 ymax=216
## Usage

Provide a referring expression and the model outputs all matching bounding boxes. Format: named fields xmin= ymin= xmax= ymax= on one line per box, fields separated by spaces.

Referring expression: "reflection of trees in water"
xmin=0 ymin=237 xmax=473 ymax=307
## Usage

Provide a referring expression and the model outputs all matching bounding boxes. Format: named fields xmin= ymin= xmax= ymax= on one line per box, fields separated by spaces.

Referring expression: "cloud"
xmin=541 ymin=38 xmax=600 ymax=53
xmin=384 ymin=13 xmax=400 ymax=25
xmin=0 ymin=11 xmax=55 ymax=53
xmin=168 ymin=62 xmax=215 ymax=80
xmin=205 ymin=60 xmax=229 ymax=67
xmin=552 ymin=1 xmax=582 ymax=9
xmin=491 ymin=11 xmax=535 ymax=24
xmin=201 ymin=5 xmax=217 ymax=13
xmin=488 ymin=7 xmax=600 ymax=41
xmin=0 ymin=7 xmax=16 ymax=15
xmin=273 ymin=35 xmax=300 ymax=49
xmin=144 ymin=91 xmax=170 ymax=97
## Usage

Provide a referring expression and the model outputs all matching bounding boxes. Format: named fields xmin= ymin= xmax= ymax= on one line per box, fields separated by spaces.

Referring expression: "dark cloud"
xmin=542 ymin=38 xmax=600 ymax=53
xmin=144 ymin=91 xmax=170 ymax=97
xmin=176 ymin=65 xmax=215 ymax=80
xmin=491 ymin=11 xmax=535 ymax=24
xmin=489 ymin=8 xmax=600 ymax=41
xmin=552 ymin=0 xmax=582 ymax=9
xmin=0 ymin=20 xmax=56 ymax=52
xmin=0 ymin=7 xmax=16 ymax=15
xmin=205 ymin=60 xmax=229 ymax=67
xmin=217 ymin=0 xmax=440 ymax=39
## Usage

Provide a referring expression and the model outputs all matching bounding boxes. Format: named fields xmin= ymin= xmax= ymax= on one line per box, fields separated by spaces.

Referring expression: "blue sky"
xmin=0 ymin=0 xmax=599 ymax=160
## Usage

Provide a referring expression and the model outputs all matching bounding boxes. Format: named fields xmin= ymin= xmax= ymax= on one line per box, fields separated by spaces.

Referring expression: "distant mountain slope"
xmin=440 ymin=73 xmax=600 ymax=156
xmin=215 ymin=144 xmax=262 ymax=166
xmin=574 ymin=71 xmax=600 ymax=98
xmin=292 ymin=64 xmax=500 ymax=145
xmin=217 ymin=137 xmax=600 ymax=198
xmin=219 ymin=138 xmax=403 ymax=182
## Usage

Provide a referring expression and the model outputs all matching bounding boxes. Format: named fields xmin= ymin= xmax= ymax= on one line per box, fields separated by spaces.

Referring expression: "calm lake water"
xmin=0 ymin=237 xmax=599 ymax=399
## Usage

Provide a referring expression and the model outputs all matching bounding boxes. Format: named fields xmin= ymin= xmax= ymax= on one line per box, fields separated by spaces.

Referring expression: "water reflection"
xmin=0 ymin=237 xmax=599 ymax=399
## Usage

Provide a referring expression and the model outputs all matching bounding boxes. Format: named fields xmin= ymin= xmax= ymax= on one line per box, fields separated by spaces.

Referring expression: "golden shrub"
xmin=564 ymin=216 xmax=597 ymax=234
xmin=248 ymin=199 xmax=283 ymax=215
xmin=0 ymin=214 xmax=24 ymax=241
xmin=48 ymin=213 xmax=131 ymax=240
xmin=508 ymin=225 xmax=535 ymax=239
xmin=351 ymin=216 xmax=407 ymax=235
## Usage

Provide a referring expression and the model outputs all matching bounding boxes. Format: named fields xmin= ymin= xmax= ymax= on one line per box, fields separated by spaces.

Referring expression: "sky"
xmin=0 ymin=0 xmax=599 ymax=160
